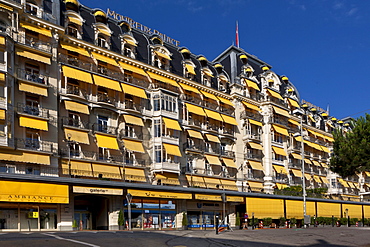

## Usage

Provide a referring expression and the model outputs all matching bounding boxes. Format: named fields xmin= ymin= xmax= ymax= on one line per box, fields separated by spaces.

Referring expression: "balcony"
xmin=246 ymin=173 xmax=264 ymax=181
xmin=123 ymin=75 xmax=149 ymax=89
xmin=59 ymin=54 xmax=94 ymax=71
xmin=220 ymin=106 xmax=234 ymax=116
xmin=24 ymin=3 xmax=56 ymax=23
xmin=119 ymin=129 xmax=143 ymax=140
xmin=204 ymin=101 xmax=218 ymax=111
xmin=222 ymin=128 xmax=234 ymax=136
xmin=183 ymin=94 xmax=203 ymax=105
xmin=61 ymin=116 xmax=89 ymax=129
xmin=15 ymin=138 xmax=56 ymax=153
xmin=184 ymin=143 xmax=204 ymax=153
xmin=96 ymin=92 xmax=116 ymax=105
xmin=16 ymin=34 xmax=52 ymax=54
xmin=244 ymin=153 xmax=263 ymax=160
xmin=272 ymin=117 xmax=289 ymax=126
xmin=288 ymin=162 xmax=301 ymax=169
xmin=60 ymin=84 xmax=88 ymax=100
xmin=244 ymin=133 xmax=261 ymax=141
xmin=206 ymin=123 xmax=219 ymax=132
xmin=183 ymin=118 xmax=203 ymax=128
xmin=265 ymin=95 xmax=288 ymax=108
xmin=0 ymin=164 xmax=59 ymax=177
xmin=153 ymin=161 xmax=180 ymax=173
xmin=240 ymin=111 xmax=263 ymax=121
xmin=204 ymin=146 xmax=220 ymax=155
xmin=95 ymin=66 xmax=125 ymax=82
xmin=17 ymin=103 xmax=49 ymax=118
xmin=152 ymin=81 xmax=179 ymax=93
xmin=92 ymin=123 xmax=117 ymax=135
xmin=17 ymin=68 xmax=49 ymax=85
xmin=221 ymin=150 xmax=235 ymax=159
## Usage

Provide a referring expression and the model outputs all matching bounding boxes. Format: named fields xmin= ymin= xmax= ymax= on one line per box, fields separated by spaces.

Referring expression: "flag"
xmin=236 ymin=21 xmax=239 ymax=48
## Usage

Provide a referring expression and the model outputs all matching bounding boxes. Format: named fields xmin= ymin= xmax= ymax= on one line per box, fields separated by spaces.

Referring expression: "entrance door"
xmin=74 ymin=211 xmax=92 ymax=230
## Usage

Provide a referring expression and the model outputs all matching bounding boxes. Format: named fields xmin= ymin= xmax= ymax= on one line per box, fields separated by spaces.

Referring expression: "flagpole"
xmin=236 ymin=21 xmax=239 ymax=48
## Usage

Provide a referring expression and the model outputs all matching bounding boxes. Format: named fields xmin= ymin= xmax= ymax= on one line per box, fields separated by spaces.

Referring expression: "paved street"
xmin=0 ymin=227 xmax=370 ymax=247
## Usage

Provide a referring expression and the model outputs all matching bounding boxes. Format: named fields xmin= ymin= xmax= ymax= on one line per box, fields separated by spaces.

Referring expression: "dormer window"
xmin=202 ymin=68 xmax=213 ymax=87
xmin=184 ymin=63 xmax=195 ymax=80
xmin=151 ymin=44 xmax=171 ymax=71
xmin=97 ymin=34 xmax=107 ymax=48
xmin=67 ymin=24 xmax=79 ymax=38
xmin=25 ymin=0 xmax=40 ymax=17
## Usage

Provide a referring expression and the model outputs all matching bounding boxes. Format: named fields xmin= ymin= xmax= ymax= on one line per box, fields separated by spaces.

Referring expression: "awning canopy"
xmin=60 ymin=43 xmax=89 ymax=57
xmin=185 ymin=64 xmax=196 ymax=75
xmin=62 ymin=66 xmax=93 ymax=84
xmin=19 ymin=116 xmax=48 ymax=131
xmin=118 ymin=62 xmax=147 ymax=77
xmin=313 ymin=175 xmax=321 ymax=183
xmin=123 ymin=115 xmax=144 ymax=126
xmin=273 ymin=165 xmax=287 ymax=174
xmin=205 ymin=134 xmax=220 ymax=143
xmin=163 ymin=117 xmax=182 ymax=131
xmin=92 ymin=164 xmax=121 ymax=179
xmin=201 ymin=90 xmax=218 ymax=101
xmin=204 ymin=109 xmax=223 ymax=122
xmin=186 ymin=175 xmax=206 ymax=188
xmin=91 ymin=52 xmax=117 ymax=66
xmin=272 ymin=124 xmax=289 ymax=136
xmin=185 ymin=103 xmax=206 ymax=116
xmin=0 ymin=151 xmax=50 ymax=165
xmin=125 ymin=167 xmax=146 ymax=182
xmin=146 ymin=72 xmax=179 ymax=87
xmin=312 ymin=160 xmax=321 ymax=166
xmin=179 ymin=83 xmax=200 ymax=94
xmin=220 ymin=179 xmax=238 ymax=191
xmin=20 ymin=22 xmax=52 ymax=37
xmin=272 ymin=106 xmax=290 ymax=118
xmin=217 ymin=96 xmax=234 ymax=107
xmin=244 ymin=79 xmax=260 ymax=90
xmin=67 ymin=16 xmax=82 ymax=26
xmin=187 ymin=129 xmax=203 ymax=139
xmin=248 ymin=142 xmax=263 ymax=150
xmin=121 ymin=83 xmax=147 ymax=99
xmin=93 ymin=74 xmax=122 ymax=91
xmin=267 ymin=89 xmax=283 ymax=100
xmin=272 ymin=146 xmax=287 ymax=156
xmin=321 ymin=176 xmax=330 ymax=184
xmin=248 ymin=161 xmax=264 ymax=171
xmin=222 ymin=158 xmax=237 ymax=168
xmin=290 ymin=153 xmax=301 ymax=160
xmin=16 ymin=49 xmax=50 ymax=65
xmin=155 ymin=173 xmax=180 ymax=185
xmin=122 ymin=139 xmax=145 ymax=153
xmin=163 ymin=143 xmax=182 ymax=157
xmin=95 ymin=134 xmax=119 ymax=150
xmin=304 ymin=158 xmax=312 ymax=164
xmin=248 ymin=181 xmax=264 ymax=192
xmin=155 ymin=50 xmax=171 ymax=60
xmin=338 ymin=179 xmax=349 ymax=188
xmin=19 ymin=82 xmax=48 ymax=97
xmin=305 ymin=173 xmax=312 ymax=180
xmin=287 ymin=98 xmax=300 ymax=108
xmin=64 ymin=128 xmax=90 ymax=144
xmin=205 ymin=154 xmax=221 ymax=165
xmin=0 ymin=109 xmax=5 ymax=120
xmin=221 ymin=114 xmax=238 ymax=125
xmin=242 ymin=101 xmax=260 ymax=111
xmin=288 ymin=119 xmax=300 ymax=126
xmin=291 ymin=169 xmax=302 ymax=177
xmin=64 ymin=101 xmax=89 ymax=114
xmin=249 ymin=119 xmax=263 ymax=126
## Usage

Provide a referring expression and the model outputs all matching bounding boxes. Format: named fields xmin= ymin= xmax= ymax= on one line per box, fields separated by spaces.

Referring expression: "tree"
xmin=330 ymin=113 xmax=370 ymax=177
xmin=118 ymin=210 xmax=124 ymax=228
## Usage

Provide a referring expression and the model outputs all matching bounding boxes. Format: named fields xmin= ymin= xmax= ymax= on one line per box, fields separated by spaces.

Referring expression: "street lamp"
xmin=293 ymin=109 xmax=307 ymax=226
xmin=126 ymin=193 xmax=133 ymax=230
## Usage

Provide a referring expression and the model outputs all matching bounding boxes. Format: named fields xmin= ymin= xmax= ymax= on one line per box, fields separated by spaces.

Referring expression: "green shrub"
xmin=279 ymin=217 xmax=286 ymax=227
xmin=262 ymin=217 xmax=272 ymax=226
xmin=290 ymin=218 xmax=297 ymax=225
xmin=118 ymin=210 xmax=124 ymax=226
xmin=339 ymin=217 xmax=348 ymax=226
xmin=363 ymin=218 xmax=369 ymax=226
xmin=182 ymin=212 xmax=188 ymax=226
xmin=350 ymin=218 xmax=358 ymax=226
xmin=72 ymin=219 xmax=78 ymax=228
xmin=323 ymin=217 xmax=333 ymax=225
xmin=249 ymin=217 xmax=258 ymax=227
xmin=235 ymin=212 xmax=240 ymax=226
xmin=317 ymin=217 xmax=325 ymax=225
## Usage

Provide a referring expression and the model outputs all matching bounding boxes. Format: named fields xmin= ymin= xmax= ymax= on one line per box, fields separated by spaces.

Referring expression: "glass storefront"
xmin=125 ymin=199 xmax=176 ymax=230
xmin=0 ymin=204 xmax=19 ymax=230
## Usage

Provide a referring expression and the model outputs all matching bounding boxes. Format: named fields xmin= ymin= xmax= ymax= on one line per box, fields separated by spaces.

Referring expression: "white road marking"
xmin=42 ymin=233 xmax=100 ymax=247
xmin=0 ymin=233 xmax=8 ymax=235
xmin=21 ymin=232 xmax=33 ymax=234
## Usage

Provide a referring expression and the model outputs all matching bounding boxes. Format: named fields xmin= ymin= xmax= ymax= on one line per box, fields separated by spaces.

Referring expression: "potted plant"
xmin=118 ymin=210 xmax=125 ymax=230
xmin=72 ymin=219 xmax=78 ymax=231
xmin=279 ymin=217 xmax=286 ymax=228
xmin=235 ymin=212 xmax=241 ymax=229
xmin=290 ymin=218 xmax=297 ymax=228
xmin=263 ymin=217 xmax=272 ymax=228
xmin=182 ymin=212 xmax=188 ymax=230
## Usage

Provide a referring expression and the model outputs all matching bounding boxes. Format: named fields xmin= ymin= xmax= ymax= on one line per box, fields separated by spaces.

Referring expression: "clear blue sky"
xmin=80 ymin=0 xmax=370 ymax=120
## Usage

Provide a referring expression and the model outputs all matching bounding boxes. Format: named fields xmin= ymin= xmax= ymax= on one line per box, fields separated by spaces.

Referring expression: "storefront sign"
xmin=195 ymin=194 xmax=222 ymax=201
xmin=107 ymin=8 xmax=180 ymax=46
xmin=227 ymin=196 xmax=244 ymax=202
xmin=73 ymin=186 xmax=123 ymax=195
xmin=127 ymin=189 xmax=192 ymax=199
xmin=0 ymin=181 xmax=69 ymax=204
xmin=28 ymin=212 xmax=39 ymax=218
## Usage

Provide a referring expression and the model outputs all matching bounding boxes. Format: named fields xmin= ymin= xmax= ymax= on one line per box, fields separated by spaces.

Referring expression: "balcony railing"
xmin=95 ymin=66 xmax=125 ymax=81
xmin=16 ymin=34 xmax=52 ymax=53
xmin=245 ymin=153 xmax=263 ymax=160
xmin=119 ymin=129 xmax=143 ymax=140
xmin=17 ymin=102 xmax=49 ymax=118
xmin=183 ymin=94 xmax=202 ymax=105
xmin=204 ymin=147 xmax=220 ymax=155
xmin=240 ymin=111 xmax=263 ymax=121
xmin=222 ymin=128 xmax=234 ymax=136
xmin=17 ymin=68 xmax=49 ymax=85
xmin=92 ymin=123 xmax=117 ymax=135
xmin=152 ymin=81 xmax=179 ymax=93
xmin=220 ymin=106 xmax=234 ymax=116
xmin=97 ymin=92 xmax=116 ymax=105
xmin=245 ymin=133 xmax=261 ymax=141
xmin=272 ymin=117 xmax=289 ymax=126
xmin=221 ymin=150 xmax=235 ymax=158
xmin=61 ymin=116 xmax=89 ymax=129
xmin=123 ymin=75 xmax=149 ymax=89
xmin=59 ymin=54 xmax=95 ymax=71
xmin=61 ymin=84 xmax=88 ymax=99
xmin=15 ymin=138 xmax=56 ymax=153
xmin=184 ymin=143 xmax=204 ymax=152
xmin=204 ymin=101 xmax=218 ymax=111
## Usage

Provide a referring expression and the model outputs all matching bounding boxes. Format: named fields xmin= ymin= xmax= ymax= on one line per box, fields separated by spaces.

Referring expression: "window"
xmin=153 ymin=94 xmax=177 ymax=113
xmin=0 ymin=165 xmax=15 ymax=174
xmin=98 ymin=147 xmax=108 ymax=160
xmin=155 ymin=145 xmax=162 ymax=163
xmin=154 ymin=120 xmax=161 ymax=137
xmin=153 ymin=95 xmax=160 ymax=111
xmin=26 ymin=129 xmax=40 ymax=149
xmin=68 ymin=113 xmax=80 ymax=127
xmin=125 ymin=124 xmax=135 ymax=138
xmin=273 ymin=153 xmax=284 ymax=162
xmin=97 ymin=35 xmax=107 ymax=48
xmin=97 ymin=61 xmax=108 ymax=75
xmin=25 ymin=63 xmax=43 ymax=84
xmin=124 ymin=45 xmax=135 ymax=59
xmin=125 ymin=151 xmax=134 ymax=165
xmin=25 ymin=2 xmax=39 ymax=16
xmin=273 ymin=133 xmax=283 ymax=143
xmin=69 ymin=143 xmax=80 ymax=157
xmin=25 ymin=95 xmax=40 ymax=116
xmin=97 ymin=115 xmax=108 ymax=133
xmin=331 ymin=178 xmax=337 ymax=188
xmin=26 ymin=167 xmax=40 ymax=175
xmin=67 ymin=24 xmax=79 ymax=38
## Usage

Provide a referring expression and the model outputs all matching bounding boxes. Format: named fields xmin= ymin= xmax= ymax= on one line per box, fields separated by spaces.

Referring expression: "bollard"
xmin=216 ymin=216 xmax=219 ymax=235
xmin=252 ymin=215 xmax=255 ymax=230
xmin=348 ymin=216 xmax=350 ymax=227
xmin=332 ymin=216 xmax=334 ymax=227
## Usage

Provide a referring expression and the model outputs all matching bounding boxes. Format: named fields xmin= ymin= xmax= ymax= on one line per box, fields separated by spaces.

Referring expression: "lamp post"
xmin=126 ymin=193 xmax=132 ymax=230
xmin=293 ymin=109 xmax=307 ymax=226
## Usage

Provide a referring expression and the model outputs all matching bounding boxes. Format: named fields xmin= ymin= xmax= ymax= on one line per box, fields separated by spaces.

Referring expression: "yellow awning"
xmin=249 ymin=161 xmax=264 ymax=171
xmin=365 ymin=171 xmax=370 ymax=177
xmin=163 ymin=143 xmax=182 ymax=157
xmin=321 ymin=163 xmax=329 ymax=168
xmin=249 ymin=119 xmax=263 ymax=126
xmin=0 ymin=3 xmax=13 ymax=11
xmin=125 ymin=168 xmax=146 ymax=182
xmin=244 ymin=79 xmax=260 ymax=90
xmin=313 ymin=175 xmax=322 ymax=183
xmin=0 ymin=151 xmax=50 ymax=165
xmin=92 ymin=164 xmax=121 ymax=179
xmin=91 ymin=52 xmax=117 ymax=66
xmin=67 ymin=16 xmax=82 ymax=26
xmin=95 ymin=134 xmax=119 ymax=150
xmin=267 ymin=89 xmax=283 ymax=100
xmin=97 ymin=26 xmax=111 ymax=37
xmin=163 ymin=117 xmax=182 ymax=131
xmin=290 ymin=153 xmax=301 ymax=160
xmin=217 ymin=96 xmax=234 ymax=107
xmin=304 ymin=158 xmax=312 ymax=164
xmin=272 ymin=146 xmax=287 ymax=156
xmin=121 ymin=83 xmax=147 ymax=99
xmin=64 ymin=101 xmax=89 ymax=114
xmin=242 ymin=101 xmax=260 ymax=111
xmin=154 ymin=50 xmax=171 ymax=60
xmin=272 ymin=106 xmax=290 ymax=118
xmin=248 ymin=181 xmax=264 ymax=189
xmin=146 ymin=71 xmax=179 ymax=87
xmin=287 ymin=98 xmax=300 ymax=107
xmin=93 ymin=74 xmax=122 ymax=91
xmin=222 ymin=158 xmax=237 ymax=168
xmin=205 ymin=134 xmax=220 ymax=143
xmin=221 ymin=114 xmax=238 ymax=125
xmin=16 ymin=49 xmax=50 ymax=64
xmin=203 ymin=69 xmax=214 ymax=78
xmin=0 ymin=36 xmax=5 ymax=47
xmin=123 ymin=139 xmax=145 ymax=153
xmin=320 ymin=145 xmax=330 ymax=153
xmin=19 ymin=116 xmax=48 ymax=131
xmin=338 ymin=178 xmax=349 ymax=188
xmin=205 ymin=154 xmax=221 ymax=165
xmin=155 ymin=173 xmax=180 ymax=185
xmin=65 ymin=161 xmax=92 ymax=177
xmin=187 ymin=129 xmax=203 ymax=139
xmin=0 ymin=109 xmax=5 ymax=120
xmin=309 ymin=115 xmax=316 ymax=122
xmin=185 ymin=64 xmax=196 ymax=75
xmin=0 ymin=72 xmax=5 ymax=82
xmin=294 ymin=136 xmax=303 ymax=142
xmin=304 ymin=173 xmax=311 ymax=180
xmin=60 ymin=43 xmax=89 ymax=57
xmin=62 ymin=66 xmax=93 ymax=84
xmin=347 ymin=181 xmax=355 ymax=189
xmin=0 ymin=181 xmax=68 ymax=204
xmin=124 ymin=39 xmax=137 ymax=47
xmin=201 ymin=90 xmax=218 ymax=101
xmin=288 ymin=119 xmax=300 ymax=126
xmin=220 ymin=179 xmax=238 ymax=191
xmin=64 ymin=128 xmax=90 ymax=144
xmin=204 ymin=177 xmax=221 ymax=189
xmin=185 ymin=103 xmax=206 ymax=116
xmin=186 ymin=175 xmax=206 ymax=188
xmin=118 ymin=62 xmax=147 ymax=77
xmin=20 ymin=23 xmax=52 ymax=37
xmin=312 ymin=160 xmax=320 ymax=166
xmin=325 ymin=135 xmax=334 ymax=142
xmin=276 ymin=183 xmax=288 ymax=190
xmin=291 ymin=169 xmax=302 ymax=177
xmin=204 ymin=109 xmax=223 ymax=122
xmin=19 ymin=82 xmax=48 ymax=97
xmin=273 ymin=165 xmax=287 ymax=174
xmin=123 ymin=115 xmax=144 ymax=126
xmin=179 ymin=83 xmax=200 ymax=94
xmin=248 ymin=142 xmax=263 ymax=150
xmin=327 ymin=122 xmax=334 ymax=128
xmin=272 ymin=124 xmax=289 ymax=136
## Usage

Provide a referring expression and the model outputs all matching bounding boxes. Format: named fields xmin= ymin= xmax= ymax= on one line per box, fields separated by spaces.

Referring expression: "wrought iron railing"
xmin=17 ymin=102 xmax=49 ymax=118
xmin=17 ymin=68 xmax=49 ymax=85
